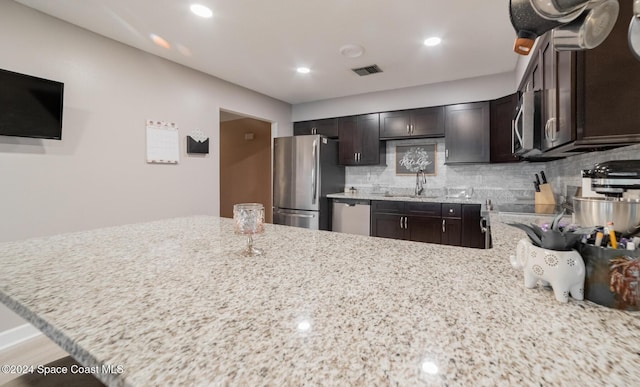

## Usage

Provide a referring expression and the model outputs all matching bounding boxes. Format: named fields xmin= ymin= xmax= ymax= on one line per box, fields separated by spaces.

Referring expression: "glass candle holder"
xmin=233 ymin=203 xmax=265 ymax=256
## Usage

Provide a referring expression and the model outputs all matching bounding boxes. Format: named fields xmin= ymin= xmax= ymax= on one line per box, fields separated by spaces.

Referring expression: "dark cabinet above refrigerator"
xmin=293 ymin=118 xmax=338 ymax=138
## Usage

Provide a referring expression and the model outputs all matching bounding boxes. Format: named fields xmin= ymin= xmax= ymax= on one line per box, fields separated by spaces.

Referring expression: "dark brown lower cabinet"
xmin=441 ymin=203 xmax=462 ymax=246
xmin=441 ymin=218 xmax=461 ymax=246
xmin=461 ymin=204 xmax=485 ymax=249
xmin=371 ymin=213 xmax=406 ymax=240
xmin=406 ymin=216 xmax=442 ymax=244
xmin=370 ymin=201 xmax=486 ymax=248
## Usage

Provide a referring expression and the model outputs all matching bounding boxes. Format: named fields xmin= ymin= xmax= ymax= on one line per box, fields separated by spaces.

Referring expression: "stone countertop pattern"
xmin=1 ymin=216 xmax=639 ymax=386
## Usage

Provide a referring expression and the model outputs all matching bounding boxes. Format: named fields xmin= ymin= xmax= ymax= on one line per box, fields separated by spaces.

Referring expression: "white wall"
xmin=0 ymin=1 xmax=291 ymax=333
xmin=292 ymin=71 xmax=516 ymax=121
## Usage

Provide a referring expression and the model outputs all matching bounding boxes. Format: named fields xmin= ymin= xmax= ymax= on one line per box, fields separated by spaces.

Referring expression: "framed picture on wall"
xmin=395 ymin=144 xmax=437 ymax=175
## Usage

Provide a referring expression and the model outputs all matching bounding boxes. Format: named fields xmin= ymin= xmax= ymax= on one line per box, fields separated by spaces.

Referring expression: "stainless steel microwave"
xmin=512 ymin=90 xmax=541 ymax=157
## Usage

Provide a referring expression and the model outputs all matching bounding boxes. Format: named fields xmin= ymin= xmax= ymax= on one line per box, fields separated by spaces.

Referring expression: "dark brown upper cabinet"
xmin=490 ymin=93 xmax=519 ymax=163
xmin=293 ymin=118 xmax=338 ymax=138
xmin=444 ymin=102 xmax=491 ymax=164
xmin=517 ymin=3 xmax=640 ymax=158
xmin=379 ymin=106 xmax=444 ymax=139
xmin=338 ymin=113 xmax=384 ymax=166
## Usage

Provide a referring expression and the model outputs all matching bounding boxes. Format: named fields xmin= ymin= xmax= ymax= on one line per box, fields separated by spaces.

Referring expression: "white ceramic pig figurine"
xmin=510 ymin=238 xmax=585 ymax=303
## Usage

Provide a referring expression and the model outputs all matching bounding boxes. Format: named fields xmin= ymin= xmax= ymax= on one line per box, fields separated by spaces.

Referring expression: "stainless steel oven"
xmin=512 ymin=90 xmax=542 ymax=157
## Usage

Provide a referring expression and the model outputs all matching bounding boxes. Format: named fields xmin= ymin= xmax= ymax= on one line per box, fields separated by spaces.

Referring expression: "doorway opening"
xmin=219 ymin=109 xmax=273 ymax=223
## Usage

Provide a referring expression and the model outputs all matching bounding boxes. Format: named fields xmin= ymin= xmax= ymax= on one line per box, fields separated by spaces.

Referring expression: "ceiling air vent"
xmin=351 ymin=64 xmax=383 ymax=76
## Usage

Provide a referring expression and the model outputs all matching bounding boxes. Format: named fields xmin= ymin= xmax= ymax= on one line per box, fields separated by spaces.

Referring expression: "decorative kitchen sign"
xmin=187 ymin=129 xmax=209 ymax=154
xmin=395 ymin=144 xmax=437 ymax=175
xmin=146 ymin=120 xmax=179 ymax=164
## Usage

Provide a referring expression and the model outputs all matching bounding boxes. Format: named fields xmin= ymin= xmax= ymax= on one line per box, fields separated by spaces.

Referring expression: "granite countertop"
xmin=327 ymin=192 xmax=564 ymax=216
xmin=1 ymin=216 xmax=639 ymax=386
xmin=327 ymin=192 xmax=484 ymax=205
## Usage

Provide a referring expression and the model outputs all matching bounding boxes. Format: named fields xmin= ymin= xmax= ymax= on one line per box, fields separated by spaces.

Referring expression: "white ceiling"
xmin=15 ymin=0 xmax=519 ymax=105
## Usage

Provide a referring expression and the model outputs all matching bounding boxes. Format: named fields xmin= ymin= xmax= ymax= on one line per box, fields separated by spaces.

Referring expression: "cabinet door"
xmin=580 ymin=3 xmax=640 ymax=142
xmin=490 ymin=94 xmax=519 ymax=163
xmin=555 ymin=51 xmax=574 ymax=148
xmin=411 ymin=107 xmax=444 ymax=137
xmin=358 ymin=113 xmax=382 ymax=165
xmin=294 ymin=119 xmax=338 ymax=138
xmin=380 ymin=111 xmax=411 ymax=138
xmin=371 ymin=213 xmax=406 ymax=240
xmin=444 ymin=102 xmax=490 ymax=163
xmin=441 ymin=218 xmax=462 ymax=246
xmin=461 ymin=204 xmax=485 ymax=249
xmin=407 ymin=216 xmax=441 ymax=244
xmin=314 ymin=118 xmax=339 ymax=138
xmin=293 ymin=121 xmax=314 ymax=136
xmin=338 ymin=116 xmax=358 ymax=165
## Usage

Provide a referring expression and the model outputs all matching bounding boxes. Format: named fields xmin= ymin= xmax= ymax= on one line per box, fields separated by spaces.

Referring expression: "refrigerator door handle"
xmin=274 ymin=209 xmax=316 ymax=218
xmin=311 ymin=139 xmax=318 ymax=205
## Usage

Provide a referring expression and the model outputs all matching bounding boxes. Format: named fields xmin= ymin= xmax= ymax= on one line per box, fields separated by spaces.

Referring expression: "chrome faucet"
xmin=415 ymin=169 xmax=426 ymax=196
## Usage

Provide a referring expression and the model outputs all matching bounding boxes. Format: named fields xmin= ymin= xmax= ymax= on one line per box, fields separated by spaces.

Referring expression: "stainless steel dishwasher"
xmin=332 ymin=199 xmax=371 ymax=236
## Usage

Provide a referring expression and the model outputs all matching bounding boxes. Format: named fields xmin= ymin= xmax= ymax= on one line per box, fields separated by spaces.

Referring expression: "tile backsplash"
xmin=346 ymin=138 xmax=546 ymax=200
xmin=345 ymin=139 xmax=640 ymax=203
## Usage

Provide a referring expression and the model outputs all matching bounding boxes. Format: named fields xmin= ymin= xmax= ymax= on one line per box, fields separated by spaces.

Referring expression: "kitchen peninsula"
xmin=0 ymin=216 xmax=639 ymax=386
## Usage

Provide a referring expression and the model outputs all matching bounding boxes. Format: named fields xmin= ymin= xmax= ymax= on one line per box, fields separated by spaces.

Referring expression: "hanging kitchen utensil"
xmin=630 ymin=0 xmax=640 ymax=60
xmin=553 ymin=0 xmax=619 ymax=50
xmin=530 ymin=0 xmax=591 ymax=22
xmin=510 ymin=0 xmax=568 ymax=55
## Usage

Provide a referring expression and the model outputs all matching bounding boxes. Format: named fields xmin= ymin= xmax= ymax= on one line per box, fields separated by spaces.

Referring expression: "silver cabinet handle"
xmin=544 ymin=118 xmax=557 ymax=142
xmin=404 ymin=217 xmax=408 ymax=229
xmin=399 ymin=216 xmax=404 ymax=229
xmin=410 ymin=124 xmax=414 ymax=134
xmin=442 ymin=219 xmax=446 ymax=233
xmin=445 ymin=149 xmax=449 ymax=159
xmin=480 ymin=218 xmax=488 ymax=233
xmin=544 ymin=119 xmax=551 ymax=141
xmin=407 ymin=124 xmax=410 ymax=134
xmin=549 ymin=117 xmax=557 ymax=141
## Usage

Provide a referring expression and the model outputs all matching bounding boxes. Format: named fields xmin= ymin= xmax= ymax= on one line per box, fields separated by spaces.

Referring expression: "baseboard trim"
xmin=0 ymin=324 xmax=42 ymax=351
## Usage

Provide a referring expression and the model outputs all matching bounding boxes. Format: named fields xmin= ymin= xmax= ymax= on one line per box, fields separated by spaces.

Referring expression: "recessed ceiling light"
xmin=297 ymin=67 xmax=310 ymax=74
xmin=424 ymin=37 xmax=442 ymax=47
xmin=190 ymin=4 xmax=213 ymax=18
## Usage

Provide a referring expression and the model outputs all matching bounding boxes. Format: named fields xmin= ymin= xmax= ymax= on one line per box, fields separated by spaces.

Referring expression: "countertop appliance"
xmin=273 ymin=135 xmax=345 ymax=230
xmin=332 ymin=198 xmax=371 ymax=236
xmin=574 ymin=160 xmax=640 ymax=234
xmin=584 ymin=160 xmax=640 ymax=197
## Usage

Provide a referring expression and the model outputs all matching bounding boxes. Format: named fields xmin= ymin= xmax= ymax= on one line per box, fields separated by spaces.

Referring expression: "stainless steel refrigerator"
xmin=273 ymin=135 xmax=345 ymax=230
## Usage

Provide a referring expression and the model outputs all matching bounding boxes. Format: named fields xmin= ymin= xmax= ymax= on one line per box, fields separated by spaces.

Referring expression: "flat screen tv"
xmin=0 ymin=68 xmax=64 ymax=140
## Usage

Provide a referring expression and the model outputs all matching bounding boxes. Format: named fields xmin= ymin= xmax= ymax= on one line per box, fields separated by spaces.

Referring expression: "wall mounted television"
xmin=0 ymin=68 xmax=64 ymax=140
